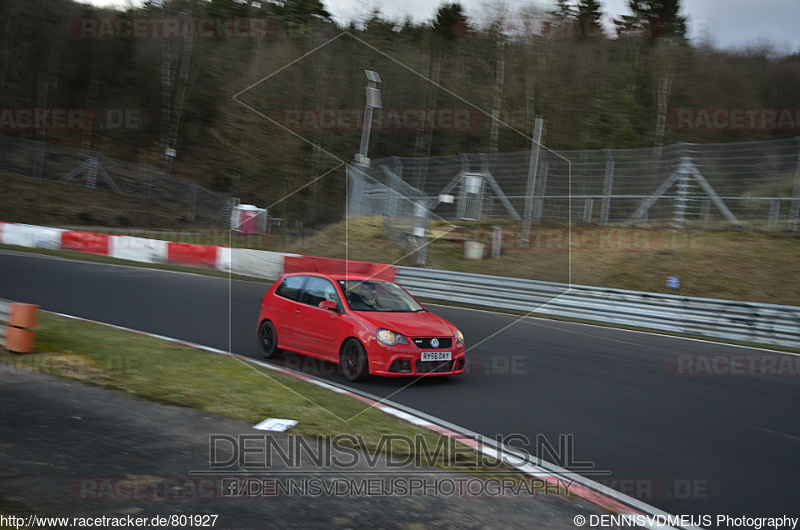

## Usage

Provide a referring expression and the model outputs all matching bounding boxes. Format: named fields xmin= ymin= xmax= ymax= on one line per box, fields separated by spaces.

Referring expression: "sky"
xmin=83 ymin=0 xmax=800 ymax=52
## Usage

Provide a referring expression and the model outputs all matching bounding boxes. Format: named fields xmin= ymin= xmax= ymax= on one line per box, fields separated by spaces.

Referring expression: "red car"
xmin=256 ymin=272 xmax=466 ymax=381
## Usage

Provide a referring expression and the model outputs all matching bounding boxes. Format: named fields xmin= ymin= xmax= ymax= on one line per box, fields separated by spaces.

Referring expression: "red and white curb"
xmin=45 ymin=310 xmax=698 ymax=529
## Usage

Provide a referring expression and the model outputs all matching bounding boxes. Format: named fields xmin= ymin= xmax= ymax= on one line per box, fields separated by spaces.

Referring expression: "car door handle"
xmin=294 ymin=309 xmax=302 ymax=314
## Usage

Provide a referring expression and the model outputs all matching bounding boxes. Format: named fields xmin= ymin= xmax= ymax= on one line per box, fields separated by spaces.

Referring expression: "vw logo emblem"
xmin=431 ymin=338 xmax=439 ymax=348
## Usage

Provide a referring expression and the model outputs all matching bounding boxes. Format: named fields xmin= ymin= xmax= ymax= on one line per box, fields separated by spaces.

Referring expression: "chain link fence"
xmin=348 ymin=137 xmax=800 ymax=257
xmin=0 ymin=135 xmax=234 ymax=222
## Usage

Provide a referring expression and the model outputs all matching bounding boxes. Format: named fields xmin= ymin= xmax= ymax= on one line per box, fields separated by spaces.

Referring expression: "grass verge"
xmin=1 ymin=312 xmax=524 ymax=479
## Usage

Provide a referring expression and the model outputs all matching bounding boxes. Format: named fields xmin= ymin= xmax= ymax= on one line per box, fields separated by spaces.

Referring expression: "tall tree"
xmin=432 ymin=3 xmax=467 ymax=40
xmin=576 ymin=0 xmax=604 ymax=39
xmin=616 ymin=0 xmax=687 ymax=40
xmin=579 ymin=64 xmax=641 ymax=149
xmin=552 ymin=0 xmax=575 ymax=19
xmin=273 ymin=0 xmax=332 ymax=33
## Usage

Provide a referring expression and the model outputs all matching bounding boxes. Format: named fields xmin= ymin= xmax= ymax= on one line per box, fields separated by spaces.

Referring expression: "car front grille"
xmin=415 ymin=360 xmax=455 ymax=374
xmin=411 ymin=337 xmax=452 ymax=349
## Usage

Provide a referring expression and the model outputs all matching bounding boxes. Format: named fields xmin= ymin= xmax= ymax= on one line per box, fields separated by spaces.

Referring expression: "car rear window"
xmin=275 ymin=275 xmax=306 ymax=301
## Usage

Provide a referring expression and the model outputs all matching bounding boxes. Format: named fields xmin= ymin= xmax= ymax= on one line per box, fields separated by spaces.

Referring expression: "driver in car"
xmin=358 ymin=282 xmax=379 ymax=308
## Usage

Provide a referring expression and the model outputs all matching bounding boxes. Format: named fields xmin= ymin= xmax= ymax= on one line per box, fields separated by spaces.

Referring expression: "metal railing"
xmin=396 ymin=267 xmax=800 ymax=349
xmin=0 ymin=135 xmax=234 ymax=222
xmin=351 ymin=137 xmax=800 ymax=233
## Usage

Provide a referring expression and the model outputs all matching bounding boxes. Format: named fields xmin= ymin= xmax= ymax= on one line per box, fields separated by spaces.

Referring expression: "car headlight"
xmin=456 ymin=329 xmax=464 ymax=345
xmin=377 ymin=329 xmax=409 ymax=346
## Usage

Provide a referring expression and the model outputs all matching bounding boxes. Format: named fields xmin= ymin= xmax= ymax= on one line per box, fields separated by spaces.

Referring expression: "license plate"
xmin=421 ymin=351 xmax=451 ymax=362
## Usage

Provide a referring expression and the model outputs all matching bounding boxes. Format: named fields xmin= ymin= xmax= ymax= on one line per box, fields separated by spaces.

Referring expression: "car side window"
xmin=275 ymin=275 xmax=306 ymax=302
xmin=301 ymin=277 xmax=340 ymax=308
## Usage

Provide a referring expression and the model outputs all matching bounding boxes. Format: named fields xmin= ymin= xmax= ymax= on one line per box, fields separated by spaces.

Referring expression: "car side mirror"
xmin=318 ymin=300 xmax=338 ymax=312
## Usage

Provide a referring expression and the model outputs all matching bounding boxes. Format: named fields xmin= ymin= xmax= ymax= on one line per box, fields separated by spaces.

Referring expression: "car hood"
xmin=358 ymin=311 xmax=456 ymax=337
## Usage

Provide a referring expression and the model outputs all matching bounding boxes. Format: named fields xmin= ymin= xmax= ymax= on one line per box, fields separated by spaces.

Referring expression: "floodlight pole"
xmin=357 ymin=70 xmax=382 ymax=167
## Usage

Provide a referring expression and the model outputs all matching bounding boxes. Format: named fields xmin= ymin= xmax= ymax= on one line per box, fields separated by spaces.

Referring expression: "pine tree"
xmin=617 ymin=0 xmax=687 ymax=40
xmin=576 ymin=0 xmax=604 ymax=39
xmin=432 ymin=3 xmax=468 ymax=40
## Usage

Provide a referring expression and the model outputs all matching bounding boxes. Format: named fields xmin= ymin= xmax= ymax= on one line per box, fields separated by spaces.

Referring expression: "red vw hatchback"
xmin=256 ymin=272 xmax=466 ymax=381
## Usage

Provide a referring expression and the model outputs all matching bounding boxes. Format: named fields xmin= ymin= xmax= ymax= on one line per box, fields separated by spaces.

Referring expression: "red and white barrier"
xmin=109 ymin=236 xmax=169 ymax=264
xmin=166 ymin=242 xmax=218 ymax=268
xmin=225 ymin=248 xmax=299 ymax=280
xmin=0 ymin=222 xmax=396 ymax=282
xmin=284 ymin=255 xmax=396 ymax=281
xmin=0 ymin=222 xmax=65 ymax=249
xmin=61 ymin=231 xmax=111 ymax=255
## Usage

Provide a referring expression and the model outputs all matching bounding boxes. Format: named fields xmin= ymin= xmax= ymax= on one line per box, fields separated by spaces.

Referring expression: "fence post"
xmin=600 ymin=149 xmax=614 ymax=226
xmin=769 ymin=200 xmax=780 ymax=231
xmin=521 ymin=117 xmax=544 ymax=247
xmin=188 ymin=183 xmax=197 ymax=213
xmin=583 ymin=199 xmax=594 ymax=223
xmin=346 ymin=165 xmax=363 ymax=217
xmin=414 ymin=200 xmax=430 ymax=266
xmin=86 ymin=158 xmax=98 ymax=189
xmin=533 ymin=152 xmax=548 ymax=222
xmin=33 ymin=143 xmax=45 ymax=179
xmin=491 ymin=226 xmax=502 ymax=258
xmin=673 ymin=144 xmax=691 ymax=228
xmin=701 ymin=199 xmax=711 ymax=227
xmin=788 ymin=137 xmax=800 ymax=232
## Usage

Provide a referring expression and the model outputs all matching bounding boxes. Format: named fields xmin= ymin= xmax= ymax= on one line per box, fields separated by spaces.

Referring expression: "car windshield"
xmin=338 ymin=280 xmax=425 ymax=312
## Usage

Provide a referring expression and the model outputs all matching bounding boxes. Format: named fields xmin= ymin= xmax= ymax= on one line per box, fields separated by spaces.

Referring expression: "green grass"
xmin=2 ymin=312 xmax=517 ymax=476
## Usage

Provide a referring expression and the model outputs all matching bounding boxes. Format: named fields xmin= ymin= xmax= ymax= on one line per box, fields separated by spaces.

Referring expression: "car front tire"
xmin=340 ymin=339 xmax=368 ymax=382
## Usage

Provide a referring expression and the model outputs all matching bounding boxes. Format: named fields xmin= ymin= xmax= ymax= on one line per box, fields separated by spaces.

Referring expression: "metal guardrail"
xmin=396 ymin=267 xmax=800 ymax=349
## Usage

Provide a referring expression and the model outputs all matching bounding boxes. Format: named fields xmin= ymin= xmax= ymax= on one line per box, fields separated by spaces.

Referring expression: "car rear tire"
xmin=258 ymin=320 xmax=280 ymax=359
xmin=340 ymin=339 xmax=368 ymax=382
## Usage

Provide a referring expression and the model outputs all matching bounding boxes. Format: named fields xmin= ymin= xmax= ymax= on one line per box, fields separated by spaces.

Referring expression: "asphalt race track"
xmin=2 ymin=250 xmax=799 ymax=525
